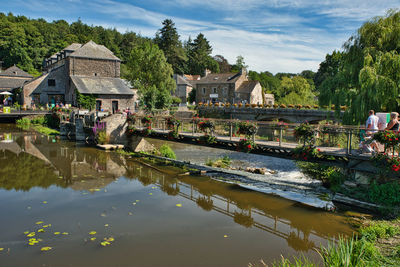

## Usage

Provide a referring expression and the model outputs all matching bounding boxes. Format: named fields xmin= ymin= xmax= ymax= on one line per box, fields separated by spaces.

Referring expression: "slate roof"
xmin=196 ymin=72 xmax=241 ymax=84
xmin=0 ymin=66 xmax=33 ymax=78
xmin=236 ymin=81 xmax=259 ymax=93
xmin=183 ymin=74 xmax=200 ymax=81
xmin=69 ymin=41 xmax=120 ymax=61
xmin=63 ymin=43 xmax=82 ymax=51
xmin=71 ymin=76 xmax=134 ymax=95
xmin=176 ymin=75 xmax=193 ymax=86
xmin=0 ymin=77 xmax=31 ymax=90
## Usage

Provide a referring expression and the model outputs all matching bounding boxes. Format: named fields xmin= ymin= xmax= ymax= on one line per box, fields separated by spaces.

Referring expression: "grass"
xmin=159 ymin=144 xmax=176 ymax=159
xmin=250 ymin=220 xmax=400 ymax=266
xmin=205 ymin=156 xmax=231 ymax=168
xmin=31 ymin=125 xmax=59 ymax=136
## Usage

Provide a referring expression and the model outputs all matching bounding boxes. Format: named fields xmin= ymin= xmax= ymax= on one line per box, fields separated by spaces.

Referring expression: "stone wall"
xmin=196 ymin=83 xmax=235 ymax=103
xmin=69 ymin=57 xmax=120 ymax=78
xmin=250 ymin=83 xmax=263 ymax=105
xmin=96 ymin=94 xmax=136 ymax=112
xmin=22 ymin=74 xmax=48 ymax=107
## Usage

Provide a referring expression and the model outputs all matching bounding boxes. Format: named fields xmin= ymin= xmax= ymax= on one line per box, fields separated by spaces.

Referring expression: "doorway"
xmin=112 ymin=101 xmax=118 ymax=114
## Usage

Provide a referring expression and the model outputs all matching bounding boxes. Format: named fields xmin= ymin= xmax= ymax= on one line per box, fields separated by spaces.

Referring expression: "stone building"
xmin=195 ymin=69 xmax=273 ymax=105
xmin=23 ymin=41 xmax=136 ymax=112
xmin=173 ymin=74 xmax=200 ymax=104
xmin=0 ymin=65 xmax=33 ymax=92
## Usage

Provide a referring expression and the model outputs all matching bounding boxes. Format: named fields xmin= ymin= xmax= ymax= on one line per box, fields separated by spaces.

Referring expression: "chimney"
xmin=204 ymin=68 xmax=211 ymax=77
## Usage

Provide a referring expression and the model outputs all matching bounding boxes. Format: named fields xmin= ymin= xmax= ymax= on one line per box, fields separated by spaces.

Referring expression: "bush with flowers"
xmin=236 ymin=121 xmax=258 ymax=138
xmin=165 ymin=116 xmax=181 ymax=139
xmin=198 ymin=119 xmax=214 ymax=134
xmin=292 ymin=145 xmax=323 ymax=160
xmin=199 ymin=134 xmax=216 ymax=144
xmin=372 ymin=153 xmax=400 ymax=174
xmin=237 ymin=138 xmax=255 ymax=152
xmin=294 ymin=122 xmax=315 ymax=145
xmin=373 ymin=130 xmax=400 ymax=152
xmin=141 ymin=115 xmax=153 ymax=125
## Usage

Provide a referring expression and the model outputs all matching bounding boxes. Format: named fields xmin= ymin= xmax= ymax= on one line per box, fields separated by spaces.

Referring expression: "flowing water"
xmin=0 ymin=124 xmax=354 ymax=267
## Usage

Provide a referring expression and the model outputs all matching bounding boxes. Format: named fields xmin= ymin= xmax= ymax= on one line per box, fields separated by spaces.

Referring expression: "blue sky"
xmin=1 ymin=0 xmax=399 ymax=73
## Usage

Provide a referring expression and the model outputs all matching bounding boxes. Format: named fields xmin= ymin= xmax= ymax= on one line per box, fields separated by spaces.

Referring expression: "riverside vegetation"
xmin=16 ymin=115 xmax=60 ymax=136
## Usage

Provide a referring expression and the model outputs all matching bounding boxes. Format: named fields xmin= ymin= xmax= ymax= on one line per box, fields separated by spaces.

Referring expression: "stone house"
xmin=195 ymin=69 xmax=273 ymax=105
xmin=23 ymin=41 xmax=136 ymax=112
xmin=173 ymin=74 xmax=200 ymax=104
xmin=0 ymin=65 xmax=33 ymax=92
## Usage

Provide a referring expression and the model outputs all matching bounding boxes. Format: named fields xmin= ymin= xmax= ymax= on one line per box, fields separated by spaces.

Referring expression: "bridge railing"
xmin=131 ymin=116 xmax=367 ymax=155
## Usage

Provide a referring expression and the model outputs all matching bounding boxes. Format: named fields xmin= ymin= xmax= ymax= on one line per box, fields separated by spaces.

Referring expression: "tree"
xmin=154 ymin=19 xmax=187 ymax=74
xmin=278 ymin=76 xmax=316 ymax=105
xmin=124 ymin=40 xmax=175 ymax=110
xmin=214 ymin=55 xmax=231 ymax=73
xmin=318 ymin=10 xmax=400 ymax=124
xmin=248 ymin=70 xmax=281 ymax=97
xmin=187 ymin=33 xmax=219 ymax=75
xmin=231 ymin=55 xmax=248 ymax=72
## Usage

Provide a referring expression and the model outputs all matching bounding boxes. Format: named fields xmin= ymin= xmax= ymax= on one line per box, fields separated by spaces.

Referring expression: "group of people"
xmin=361 ymin=110 xmax=399 ymax=154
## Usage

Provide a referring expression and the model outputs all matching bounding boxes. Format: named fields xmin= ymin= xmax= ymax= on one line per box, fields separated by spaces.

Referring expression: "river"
xmin=0 ymin=124 xmax=354 ymax=267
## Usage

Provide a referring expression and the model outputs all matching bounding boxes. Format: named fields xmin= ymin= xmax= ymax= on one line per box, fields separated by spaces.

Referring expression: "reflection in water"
xmin=0 ymin=125 xmax=354 ymax=264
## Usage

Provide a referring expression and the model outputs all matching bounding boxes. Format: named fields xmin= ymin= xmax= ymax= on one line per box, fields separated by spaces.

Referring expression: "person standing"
xmin=366 ymin=110 xmax=379 ymax=132
xmin=385 ymin=112 xmax=399 ymax=131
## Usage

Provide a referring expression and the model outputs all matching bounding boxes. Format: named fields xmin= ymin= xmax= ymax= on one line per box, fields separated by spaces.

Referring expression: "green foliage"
xmin=318 ymin=236 xmax=371 ymax=267
xmin=368 ymin=181 xmax=400 ymax=206
xmin=294 ymin=123 xmax=315 ymax=145
xmin=248 ymin=70 xmax=281 ymax=95
xmin=76 ymin=91 xmax=96 ymax=110
xmin=96 ymin=130 xmax=110 ymax=145
xmin=159 ymin=144 xmax=176 ymax=159
xmin=296 ymin=162 xmax=344 ymax=190
xmin=32 ymin=125 xmax=59 ymax=136
xmin=125 ymin=40 xmax=175 ymax=110
xmin=206 ymin=156 xmax=231 ymax=168
xmin=186 ymin=33 xmax=219 ymax=75
xmin=317 ymin=10 xmax=400 ymax=124
xmin=199 ymin=134 xmax=216 ymax=144
xmin=231 ymin=55 xmax=248 ymax=72
xmin=235 ymin=121 xmax=258 ymax=138
xmin=278 ymin=76 xmax=316 ymax=105
xmin=171 ymin=96 xmax=182 ymax=105
xmin=154 ymin=19 xmax=187 ymax=74
xmin=188 ymin=88 xmax=196 ymax=104
xmin=271 ymin=255 xmax=317 ymax=267
xmin=360 ymin=221 xmax=400 ymax=242
xmin=237 ymin=138 xmax=255 ymax=152
xmin=16 ymin=117 xmax=31 ymax=127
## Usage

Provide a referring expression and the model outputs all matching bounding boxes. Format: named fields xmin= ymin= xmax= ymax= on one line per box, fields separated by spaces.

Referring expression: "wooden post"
xmin=230 ymin=122 xmax=233 ymax=141
xmin=192 ymin=121 xmax=195 ymax=136
xmin=279 ymin=126 xmax=283 ymax=147
xmin=349 ymin=130 xmax=352 ymax=155
xmin=346 ymin=130 xmax=351 ymax=155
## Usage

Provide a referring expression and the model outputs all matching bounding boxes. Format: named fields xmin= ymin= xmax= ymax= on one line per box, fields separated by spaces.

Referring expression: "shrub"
xmin=245 ymin=103 xmax=250 ymax=108
xmin=198 ymin=102 xmax=203 ymax=106
xmin=368 ymin=181 xmax=400 ymax=206
xmin=159 ymin=144 xmax=176 ymax=159
xmin=237 ymin=138 xmax=255 ymax=152
xmin=294 ymin=122 xmax=315 ymax=145
xmin=273 ymin=103 xmax=279 ymax=108
xmin=238 ymin=103 xmax=243 ymax=108
xmin=360 ymin=222 xmax=400 ymax=242
xmin=314 ymin=104 xmax=319 ymax=109
xmin=97 ymin=130 xmax=110 ymax=145
xmin=280 ymin=104 xmax=286 ymax=108
xmin=198 ymin=119 xmax=214 ymax=133
xmin=16 ymin=117 xmax=31 ymax=127
xmin=288 ymin=104 xmax=295 ymax=108
xmin=214 ymin=103 xmax=219 ymax=107
xmin=199 ymin=134 xmax=216 ymax=144
xmin=251 ymin=103 xmax=257 ymax=108
xmin=257 ymin=103 xmax=262 ymax=108
xmin=341 ymin=105 xmax=347 ymax=111
xmin=296 ymin=104 xmax=303 ymax=109
xmin=171 ymin=96 xmax=181 ymax=105
xmin=31 ymin=116 xmax=46 ymax=125
xmin=236 ymin=121 xmax=258 ymax=138
xmin=233 ymin=103 xmax=237 ymax=108
xmin=304 ymin=105 xmax=312 ymax=109
xmin=225 ymin=103 xmax=231 ymax=108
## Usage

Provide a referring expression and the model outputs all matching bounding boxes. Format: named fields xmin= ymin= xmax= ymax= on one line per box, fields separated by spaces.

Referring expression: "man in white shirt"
xmin=364 ymin=110 xmax=380 ymax=153
xmin=366 ymin=110 xmax=379 ymax=132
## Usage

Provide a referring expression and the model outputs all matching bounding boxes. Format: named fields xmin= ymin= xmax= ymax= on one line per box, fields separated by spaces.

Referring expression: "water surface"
xmin=0 ymin=125 xmax=354 ymax=266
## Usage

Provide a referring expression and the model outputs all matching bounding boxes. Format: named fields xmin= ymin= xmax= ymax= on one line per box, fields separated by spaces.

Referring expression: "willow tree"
xmin=323 ymin=10 xmax=400 ymax=124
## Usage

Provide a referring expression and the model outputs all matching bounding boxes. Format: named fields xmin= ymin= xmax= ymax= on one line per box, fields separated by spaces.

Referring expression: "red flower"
xmin=247 ymin=144 xmax=252 ymax=149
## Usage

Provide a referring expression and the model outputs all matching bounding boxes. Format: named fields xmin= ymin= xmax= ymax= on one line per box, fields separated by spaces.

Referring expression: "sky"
xmin=1 ymin=0 xmax=399 ymax=73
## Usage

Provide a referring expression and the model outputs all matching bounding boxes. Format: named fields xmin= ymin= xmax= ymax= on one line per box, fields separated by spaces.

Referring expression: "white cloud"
xmin=2 ymin=0 xmax=398 ymax=73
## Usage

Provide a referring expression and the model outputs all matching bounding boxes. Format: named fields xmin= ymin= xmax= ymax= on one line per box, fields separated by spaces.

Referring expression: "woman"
xmin=385 ymin=112 xmax=399 ymax=131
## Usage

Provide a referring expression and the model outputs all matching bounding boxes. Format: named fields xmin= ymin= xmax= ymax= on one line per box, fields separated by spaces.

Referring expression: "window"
xmin=94 ymin=73 xmax=97 ymax=76
xmin=223 ymin=87 xmax=227 ymax=95
xmin=212 ymin=88 xmax=217 ymax=94
xmin=48 ymin=79 xmax=56 ymax=86
xmin=202 ymin=88 xmax=206 ymax=94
